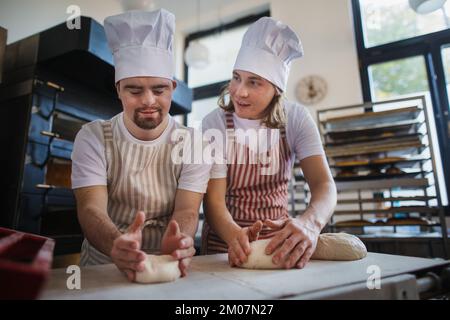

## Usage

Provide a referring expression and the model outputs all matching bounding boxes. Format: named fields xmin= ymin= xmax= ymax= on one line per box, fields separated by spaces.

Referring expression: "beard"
xmin=133 ymin=106 xmax=163 ymax=130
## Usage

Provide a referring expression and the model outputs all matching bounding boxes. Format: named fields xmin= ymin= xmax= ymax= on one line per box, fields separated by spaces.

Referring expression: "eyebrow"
xmin=233 ymin=72 xmax=262 ymax=81
xmin=124 ymin=84 xmax=170 ymax=90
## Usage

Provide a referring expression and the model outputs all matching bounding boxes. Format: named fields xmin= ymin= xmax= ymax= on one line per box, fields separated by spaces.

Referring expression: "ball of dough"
xmin=311 ymin=233 xmax=367 ymax=261
xmin=135 ymin=254 xmax=181 ymax=284
xmin=238 ymin=233 xmax=367 ymax=269
xmin=240 ymin=239 xmax=278 ymax=269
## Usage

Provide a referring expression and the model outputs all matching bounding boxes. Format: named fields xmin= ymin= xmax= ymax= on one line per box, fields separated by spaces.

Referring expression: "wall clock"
xmin=295 ymin=75 xmax=328 ymax=105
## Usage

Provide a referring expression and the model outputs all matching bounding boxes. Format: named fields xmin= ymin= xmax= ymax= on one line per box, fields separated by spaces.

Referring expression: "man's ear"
xmin=171 ymin=80 xmax=177 ymax=90
xmin=116 ymin=82 xmax=121 ymax=100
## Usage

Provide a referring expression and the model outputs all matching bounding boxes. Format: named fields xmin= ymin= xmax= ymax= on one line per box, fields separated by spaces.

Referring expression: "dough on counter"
xmin=239 ymin=233 xmax=367 ymax=269
xmin=311 ymin=233 xmax=367 ymax=261
xmin=240 ymin=239 xmax=279 ymax=269
xmin=135 ymin=254 xmax=181 ymax=284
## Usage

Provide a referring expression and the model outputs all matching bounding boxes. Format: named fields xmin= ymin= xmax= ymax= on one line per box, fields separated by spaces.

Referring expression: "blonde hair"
xmin=218 ymin=84 xmax=286 ymax=129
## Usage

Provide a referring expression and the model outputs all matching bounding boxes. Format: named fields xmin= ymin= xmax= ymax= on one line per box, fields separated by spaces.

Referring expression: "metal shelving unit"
xmin=292 ymin=96 xmax=448 ymax=258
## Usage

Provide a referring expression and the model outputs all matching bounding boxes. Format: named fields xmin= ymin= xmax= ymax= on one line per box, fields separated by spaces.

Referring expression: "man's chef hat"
xmin=233 ymin=16 xmax=303 ymax=92
xmin=104 ymin=9 xmax=175 ymax=83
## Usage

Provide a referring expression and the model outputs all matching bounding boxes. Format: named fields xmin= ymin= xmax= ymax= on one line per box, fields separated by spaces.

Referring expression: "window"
xmin=187 ymin=97 xmax=219 ymax=130
xmin=367 ymin=55 xmax=444 ymax=204
xmin=368 ymin=56 xmax=429 ymax=101
xmin=360 ymin=0 xmax=450 ymax=48
xmin=443 ymin=45 xmax=450 ymax=110
xmin=352 ymin=0 xmax=450 ymax=208
xmin=184 ymin=11 xmax=269 ymax=129
xmin=187 ymin=25 xmax=249 ymax=88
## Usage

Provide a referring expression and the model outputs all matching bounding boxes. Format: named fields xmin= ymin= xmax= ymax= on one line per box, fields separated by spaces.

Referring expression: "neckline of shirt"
xmin=118 ymin=112 xmax=174 ymax=145
xmin=232 ymin=112 xmax=262 ymax=129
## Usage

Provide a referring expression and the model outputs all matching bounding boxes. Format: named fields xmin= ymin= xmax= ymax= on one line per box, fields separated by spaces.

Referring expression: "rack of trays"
xmin=316 ymin=95 xmax=448 ymax=258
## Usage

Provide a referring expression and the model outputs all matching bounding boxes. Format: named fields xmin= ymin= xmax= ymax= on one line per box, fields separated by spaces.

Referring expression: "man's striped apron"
xmin=80 ymin=119 xmax=182 ymax=265
xmin=202 ymin=111 xmax=293 ymax=254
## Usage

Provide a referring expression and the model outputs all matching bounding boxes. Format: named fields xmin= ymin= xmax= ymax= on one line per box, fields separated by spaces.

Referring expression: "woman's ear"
xmin=274 ymin=86 xmax=282 ymax=97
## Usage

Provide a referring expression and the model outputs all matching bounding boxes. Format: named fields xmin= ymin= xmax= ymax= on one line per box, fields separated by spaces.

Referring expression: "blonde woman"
xmin=201 ymin=17 xmax=337 ymax=269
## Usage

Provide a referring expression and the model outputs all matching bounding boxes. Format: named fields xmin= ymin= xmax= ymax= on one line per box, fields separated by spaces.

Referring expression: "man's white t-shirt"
xmin=201 ymin=100 xmax=325 ymax=179
xmin=71 ymin=112 xmax=211 ymax=193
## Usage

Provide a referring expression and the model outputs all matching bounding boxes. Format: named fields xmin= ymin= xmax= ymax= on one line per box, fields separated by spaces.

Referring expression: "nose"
xmin=142 ymin=90 xmax=156 ymax=106
xmin=235 ymin=83 xmax=249 ymax=98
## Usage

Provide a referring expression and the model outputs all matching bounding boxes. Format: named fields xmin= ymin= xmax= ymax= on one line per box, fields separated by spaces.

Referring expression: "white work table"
xmin=40 ymin=253 xmax=450 ymax=300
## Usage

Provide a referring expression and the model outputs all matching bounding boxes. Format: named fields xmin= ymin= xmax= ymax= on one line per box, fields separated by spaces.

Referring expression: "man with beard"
xmin=71 ymin=9 xmax=211 ymax=281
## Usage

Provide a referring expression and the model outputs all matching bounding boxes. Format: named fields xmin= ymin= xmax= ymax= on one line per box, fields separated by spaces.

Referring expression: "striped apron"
xmin=80 ymin=119 xmax=182 ymax=265
xmin=202 ymin=111 xmax=293 ymax=254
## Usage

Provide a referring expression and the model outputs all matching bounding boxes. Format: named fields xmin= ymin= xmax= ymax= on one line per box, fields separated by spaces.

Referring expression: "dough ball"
xmin=135 ymin=254 xmax=181 ymax=284
xmin=312 ymin=233 xmax=367 ymax=261
xmin=240 ymin=239 xmax=277 ymax=269
xmin=238 ymin=233 xmax=367 ymax=269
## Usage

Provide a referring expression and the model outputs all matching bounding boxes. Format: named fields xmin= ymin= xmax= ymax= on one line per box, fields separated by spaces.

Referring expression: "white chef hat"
xmin=233 ymin=16 xmax=303 ymax=92
xmin=104 ymin=9 xmax=175 ymax=83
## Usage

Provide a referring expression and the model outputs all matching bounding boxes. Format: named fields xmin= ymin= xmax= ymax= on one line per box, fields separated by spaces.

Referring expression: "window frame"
xmin=351 ymin=0 xmax=450 ymax=212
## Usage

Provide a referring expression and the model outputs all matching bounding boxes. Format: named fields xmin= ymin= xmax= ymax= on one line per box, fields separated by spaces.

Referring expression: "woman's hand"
xmin=264 ymin=217 xmax=321 ymax=269
xmin=227 ymin=220 xmax=263 ymax=267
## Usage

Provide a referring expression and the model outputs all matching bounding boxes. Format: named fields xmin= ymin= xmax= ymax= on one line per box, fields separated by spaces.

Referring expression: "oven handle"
xmin=40 ymin=131 xmax=60 ymax=139
xmin=32 ymin=131 xmax=60 ymax=169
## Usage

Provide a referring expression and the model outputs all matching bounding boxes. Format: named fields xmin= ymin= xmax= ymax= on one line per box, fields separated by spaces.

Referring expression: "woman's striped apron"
xmin=202 ymin=111 xmax=293 ymax=254
xmin=80 ymin=118 xmax=182 ymax=265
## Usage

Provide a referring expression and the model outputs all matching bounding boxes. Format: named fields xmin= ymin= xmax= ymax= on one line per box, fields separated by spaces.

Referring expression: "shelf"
xmin=330 ymin=157 xmax=431 ymax=169
xmin=325 ymin=132 xmax=423 ymax=148
xmin=325 ymin=121 xmax=423 ymax=141
xmin=356 ymin=232 xmax=445 ymax=240
xmin=324 ymin=118 xmax=422 ymax=134
xmin=312 ymin=97 xmax=448 ymax=258
xmin=333 ymin=170 xmax=429 ymax=182
xmin=333 ymin=206 xmax=439 ymax=215
xmin=326 ymin=133 xmax=422 ymax=149
xmin=337 ymin=196 xmax=434 ymax=204
xmin=325 ymin=141 xmax=424 ymax=158
xmin=321 ymin=106 xmax=421 ymax=128
xmin=335 ymin=177 xmax=429 ymax=191
xmin=331 ymin=223 xmax=440 ymax=228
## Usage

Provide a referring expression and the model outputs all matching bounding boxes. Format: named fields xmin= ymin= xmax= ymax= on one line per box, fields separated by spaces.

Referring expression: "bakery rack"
xmin=290 ymin=95 xmax=448 ymax=258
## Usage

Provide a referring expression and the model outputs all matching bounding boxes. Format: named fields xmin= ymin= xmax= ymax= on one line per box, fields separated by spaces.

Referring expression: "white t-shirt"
xmin=71 ymin=112 xmax=211 ymax=193
xmin=201 ymin=100 xmax=325 ymax=179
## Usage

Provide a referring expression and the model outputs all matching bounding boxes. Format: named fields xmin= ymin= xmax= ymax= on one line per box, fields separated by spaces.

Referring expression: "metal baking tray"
xmin=324 ymin=121 xmax=422 ymax=141
xmin=322 ymin=106 xmax=421 ymax=131
xmin=335 ymin=177 xmax=429 ymax=191
xmin=333 ymin=206 xmax=439 ymax=215
xmin=333 ymin=170 xmax=427 ymax=182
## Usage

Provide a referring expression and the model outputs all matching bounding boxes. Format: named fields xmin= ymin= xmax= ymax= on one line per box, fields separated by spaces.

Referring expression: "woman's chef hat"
xmin=233 ymin=16 xmax=303 ymax=92
xmin=104 ymin=9 xmax=175 ymax=83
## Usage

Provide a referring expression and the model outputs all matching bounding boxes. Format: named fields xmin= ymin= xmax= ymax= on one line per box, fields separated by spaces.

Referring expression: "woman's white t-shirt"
xmin=201 ymin=100 xmax=325 ymax=179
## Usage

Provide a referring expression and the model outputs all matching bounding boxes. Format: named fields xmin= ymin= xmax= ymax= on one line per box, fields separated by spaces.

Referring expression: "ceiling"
xmin=119 ymin=0 xmax=269 ymax=33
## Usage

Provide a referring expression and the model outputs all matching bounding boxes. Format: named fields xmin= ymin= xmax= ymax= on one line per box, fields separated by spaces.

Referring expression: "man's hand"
xmin=110 ymin=211 xmax=147 ymax=282
xmin=161 ymin=220 xmax=196 ymax=277
xmin=227 ymin=220 xmax=263 ymax=267
xmin=264 ymin=217 xmax=320 ymax=269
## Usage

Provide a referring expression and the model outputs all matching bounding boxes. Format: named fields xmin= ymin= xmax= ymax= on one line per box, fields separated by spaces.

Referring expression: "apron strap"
xmin=225 ymin=111 xmax=234 ymax=129
xmin=101 ymin=120 xmax=114 ymax=179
